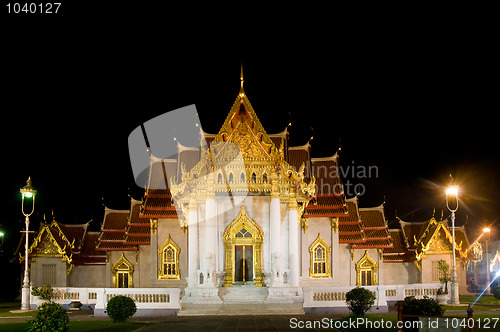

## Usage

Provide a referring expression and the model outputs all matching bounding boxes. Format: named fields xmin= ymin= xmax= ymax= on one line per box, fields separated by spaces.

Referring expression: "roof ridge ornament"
xmin=239 ymin=63 xmax=245 ymax=97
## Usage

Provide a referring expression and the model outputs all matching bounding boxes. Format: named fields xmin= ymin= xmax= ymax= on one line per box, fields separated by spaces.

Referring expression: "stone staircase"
xmin=178 ymin=303 xmax=305 ymax=316
xmin=178 ymin=284 xmax=305 ymax=316
xmin=221 ymin=284 xmax=269 ymax=304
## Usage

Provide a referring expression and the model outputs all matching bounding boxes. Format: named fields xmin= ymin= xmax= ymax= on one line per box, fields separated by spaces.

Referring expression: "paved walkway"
xmin=2 ymin=305 xmax=499 ymax=331
xmin=0 ymin=310 xmax=344 ymax=331
xmin=136 ymin=315 xmax=344 ymax=332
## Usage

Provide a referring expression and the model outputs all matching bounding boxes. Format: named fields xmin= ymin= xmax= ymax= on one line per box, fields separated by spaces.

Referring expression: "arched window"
xmin=251 ymin=172 xmax=257 ymax=183
xmin=356 ymin=251 xmax=377 ymax=286
xmin=217 ymin=173 xmax=223 ymax=184
xmin=158 ymin=235 xmax=181 ymax=280
xmin=262 ymin=172 xmax=268 ymax=183
xmin=112 ymin=253 xmax=134 ymax=288
xmin=240 ymin=172 xmax=245 ymax=182
xmin=229 ymin=172 xmax=234 ymax=183
xmin=309 ymin=233 xmax=331 ymax=278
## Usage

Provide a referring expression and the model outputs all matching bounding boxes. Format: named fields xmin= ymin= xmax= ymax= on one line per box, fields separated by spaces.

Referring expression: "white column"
xmin=270 ymin=196 xmax=281 ymax=283
xmin=188 ymin=203 xmax=198 ymax=288
xmin=288 ymin=205 xmax=299 ymax=287
xmin=205 ymin=197 xmax=217 ymax=285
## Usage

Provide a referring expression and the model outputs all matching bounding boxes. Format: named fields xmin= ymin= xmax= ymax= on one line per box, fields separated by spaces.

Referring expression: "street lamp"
xmin=445 ymin=183 xmax=459 ymax=304
xmin=483 ymin=227 xmax=491 ymax=295
xmin=20 ymin=177 xmax=37 ymax=311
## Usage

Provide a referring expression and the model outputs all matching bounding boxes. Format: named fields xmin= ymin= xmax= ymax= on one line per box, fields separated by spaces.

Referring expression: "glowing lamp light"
xmin=483 ymin=227 xmax=491 ymax=233
xmin=20 ymin=177 xmax=37 ymax=199
xmin=445 ymin=185 xmax=459 ymax=196
xmin=496 ymin=271 xmax=500 ymax=278
xmin=0 ymin=232 xmax=4 ymax=237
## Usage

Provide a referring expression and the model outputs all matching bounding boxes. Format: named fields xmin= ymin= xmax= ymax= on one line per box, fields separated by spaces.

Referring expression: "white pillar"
xmin=205 ymin=197 xmax=217 ymax=285
xmin=188 ymin=203 xmax=198 ymax=288
xmin=288 ymin=206 xmax=299 ymax=287
xmin=270 ymin=196 xmax=281 ymax=283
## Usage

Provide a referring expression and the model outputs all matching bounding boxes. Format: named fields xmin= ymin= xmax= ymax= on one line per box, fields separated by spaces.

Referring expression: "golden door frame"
xmin=223 ymin=206 xmax=264 ymax=287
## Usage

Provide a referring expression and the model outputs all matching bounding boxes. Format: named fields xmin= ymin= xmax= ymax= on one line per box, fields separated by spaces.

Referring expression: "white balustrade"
xmin=30 ymin=287 xmax=181 ymax=315
xmin=303 ymin=283 xmax=441 ymax=309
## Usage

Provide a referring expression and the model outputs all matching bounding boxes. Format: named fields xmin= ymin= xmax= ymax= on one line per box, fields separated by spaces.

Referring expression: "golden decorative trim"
xmin=355 ymin=250 xmax=378 ymax=286
xmin=158 ymin=235 xmax=181 ymax=280
xmin=24 ymin=224 xmax=73 ymax=280
xmin=331 ymin=217 xmax=339 ymax=232
xmin=150 ymin=219 xmax=158 ymax=234
xmin=111 ymin=253 xmax=134 ymax=288
xmin=301 ymin=218 xmax=308 ymax=234
xmin=222 ymin=206 xmax=264 ymax=287
xmin=309 ymin=233 xmax=331 ymax=278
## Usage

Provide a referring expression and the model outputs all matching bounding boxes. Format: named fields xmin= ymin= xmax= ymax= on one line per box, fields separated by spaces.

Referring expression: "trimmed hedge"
xmin=26 ymin=302 xmax=69 ymax=332
xmin=106 ymin=296 xmax=137 ymax=322
xmin=345 ymin=287 xmax=376 ymax=316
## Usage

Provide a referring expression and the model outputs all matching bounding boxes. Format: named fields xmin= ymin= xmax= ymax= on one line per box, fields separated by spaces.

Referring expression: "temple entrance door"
xmin=234 ymin=245 xmax=253 ymax=282
xmin=223 ymin=206 xmax=264 ymax=287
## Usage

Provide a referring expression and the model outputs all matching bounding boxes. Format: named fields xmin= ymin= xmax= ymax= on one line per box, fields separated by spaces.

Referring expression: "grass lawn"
xmin=442 ymin=304 xmax=494 ymax=311
xmin=332 ymin=314 xmax=500 ymax=332
xmin=460 ymin=295 xmax=500 ymax=305
xmin=0 ymin=310 xmax=35 ymax=317
xmin=0 ymin=321 xmax=147 ymax=332
xmin=0 ymin=302 xmax=20 ymax=310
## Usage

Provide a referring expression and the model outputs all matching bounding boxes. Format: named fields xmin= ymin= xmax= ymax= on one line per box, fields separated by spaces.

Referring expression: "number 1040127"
xmin=6 ymin=3 xmax=61 ymax=14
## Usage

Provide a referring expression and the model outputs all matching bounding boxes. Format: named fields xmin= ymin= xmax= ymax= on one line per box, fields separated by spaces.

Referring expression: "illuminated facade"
xmin=20 ymin=72 xmax=480 ymax=313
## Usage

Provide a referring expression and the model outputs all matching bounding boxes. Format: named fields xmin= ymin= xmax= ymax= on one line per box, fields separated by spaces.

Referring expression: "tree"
xmin=437 ymin=260 xmax=451 ymax=294
xmin=345 ymin=287 xmax=376 ymax=316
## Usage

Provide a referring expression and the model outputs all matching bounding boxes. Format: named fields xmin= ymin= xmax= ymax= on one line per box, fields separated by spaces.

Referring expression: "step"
xmin=222 ymin=285 xmax=269 ymax=304
xmin=178 ymin=303 xmax=305 ymax=316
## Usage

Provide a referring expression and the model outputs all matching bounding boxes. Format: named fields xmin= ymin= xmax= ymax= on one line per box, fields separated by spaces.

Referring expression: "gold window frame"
xmin=112 ymin=253 xmax=134 ymax=288
xmin=158 ymin=235 xmax=181 ymax=280
xmin=355 ymin=250 xmax=378 ymax=286
xmin=309 ymin=233 xmax=332 ymax=278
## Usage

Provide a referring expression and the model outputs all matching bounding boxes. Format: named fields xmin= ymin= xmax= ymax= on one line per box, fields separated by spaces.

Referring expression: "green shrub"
xmin=345 ymin=287 xmax=376 ymax=316
xmin=402 ymin=296 xmax=444 ymax=316
xmin=31 ymin=284 xmax=54 ymax=301
xmin=106 ymin=295 xmax=137 ymax=322
xmin=493 ymin=285 xmax=500 ymax=300
xmin=26 ymin=302 xmax=69 ymax=332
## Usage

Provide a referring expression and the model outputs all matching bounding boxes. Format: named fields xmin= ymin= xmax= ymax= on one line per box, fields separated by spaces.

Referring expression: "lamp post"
xmin=445 ymin=184 xmax=459 ymax=304
xmin=483 ymin=227 xmax=491 ymax=295
xmin=20 ymin=177 xmax=37 ymax=311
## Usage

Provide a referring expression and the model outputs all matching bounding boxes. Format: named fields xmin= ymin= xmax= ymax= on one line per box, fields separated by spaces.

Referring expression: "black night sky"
xmin=1 ymin=11 xmax=499 ymax=268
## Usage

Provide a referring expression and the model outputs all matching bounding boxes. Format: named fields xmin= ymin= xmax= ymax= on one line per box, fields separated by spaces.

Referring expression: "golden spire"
xmin=239 ymin=63 xmax=245 ymax=97
xmin=240 ymin=63 xmax=244 ymax=88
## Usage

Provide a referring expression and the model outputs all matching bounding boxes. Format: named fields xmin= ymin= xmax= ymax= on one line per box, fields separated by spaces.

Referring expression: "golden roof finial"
xmin=239 ymin=63 xmax=245 ymax=98
xmin=240 ymin=63 xmax=244 ymax=88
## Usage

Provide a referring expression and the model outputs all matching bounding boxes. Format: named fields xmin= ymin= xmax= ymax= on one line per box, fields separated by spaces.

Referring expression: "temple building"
xmin=19 ymin=71 xmax=481 ymax=314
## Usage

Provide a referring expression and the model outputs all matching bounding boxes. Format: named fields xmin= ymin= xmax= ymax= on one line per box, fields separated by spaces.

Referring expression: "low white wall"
xmin=303 ymin=283 xmax=441 ymax=313
xmin=30 ymin=287 xmax=181 ymax=317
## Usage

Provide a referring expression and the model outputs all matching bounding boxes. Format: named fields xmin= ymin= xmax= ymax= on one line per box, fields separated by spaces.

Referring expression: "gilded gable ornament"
xmin=427 ymin=236 xmax=452 ymax=254
xmin=38 ymin=238 xmax=60 ymax=255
